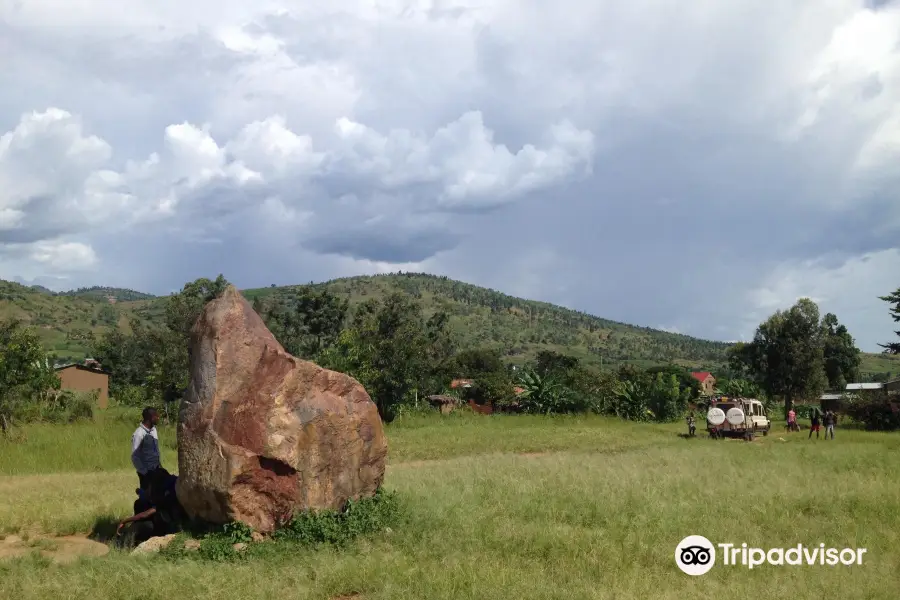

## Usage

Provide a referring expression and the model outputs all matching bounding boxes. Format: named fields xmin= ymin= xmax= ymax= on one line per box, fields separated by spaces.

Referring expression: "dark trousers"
xmin=137 ymin=467 xmax=161 ymax=491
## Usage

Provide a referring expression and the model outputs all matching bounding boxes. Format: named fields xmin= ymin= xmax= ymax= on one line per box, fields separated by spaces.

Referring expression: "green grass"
xmin=1 ymin=412 xmax=899 ymax=599
xmin=859 ymin=352 xmax=900 ymax=380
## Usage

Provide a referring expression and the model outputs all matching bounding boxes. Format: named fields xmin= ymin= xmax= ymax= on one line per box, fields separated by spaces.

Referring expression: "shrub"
xmin=112 ymin=384 xmax=147 ymax=408
xmin=844 ymin=393 xmax=900 ymax=431
xmin=274 ymin=488 xmax=401 ymax=547
xmin=163 ymin=489 xmax=401 ymax=562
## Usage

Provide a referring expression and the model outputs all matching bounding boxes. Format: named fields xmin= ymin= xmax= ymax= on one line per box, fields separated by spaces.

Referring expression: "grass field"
xmin=1 ymin=410 xmax=899 ymax=599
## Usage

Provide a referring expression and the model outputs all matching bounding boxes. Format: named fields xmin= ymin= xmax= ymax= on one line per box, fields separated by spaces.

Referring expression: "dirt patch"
xmin=0 ymin=534 xmax=109 ymax=564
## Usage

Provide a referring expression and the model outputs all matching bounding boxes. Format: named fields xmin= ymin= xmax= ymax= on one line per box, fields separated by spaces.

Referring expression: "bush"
xmin=6 ymin=389 xmax=95 ymax=425
xmin=112 ymin=384 xmax=147 ymax=408
xmin=162 ymin=489 xmax=402 ymax=562
xmin=274 ymin=488 xmax=401 ymax=547
xmin=844 ymin=393 xmax=900 ymax=431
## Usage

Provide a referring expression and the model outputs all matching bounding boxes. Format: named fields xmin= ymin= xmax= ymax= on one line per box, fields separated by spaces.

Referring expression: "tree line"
xmin=2 ymin=276 xmax=898 ymax=432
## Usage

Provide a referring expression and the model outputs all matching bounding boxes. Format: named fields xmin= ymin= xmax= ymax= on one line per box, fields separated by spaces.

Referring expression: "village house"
xmin=690 ymin=371 xmax=716 ymax=396
xmin=54 ymin=359 xmax=110 ymax=409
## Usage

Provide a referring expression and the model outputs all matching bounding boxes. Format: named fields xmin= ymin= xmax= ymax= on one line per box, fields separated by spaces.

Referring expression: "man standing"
xmin=132 ymin=407 xmax=161 ymax=491
xmin=824 ymin=410 xmax=836 ymax=440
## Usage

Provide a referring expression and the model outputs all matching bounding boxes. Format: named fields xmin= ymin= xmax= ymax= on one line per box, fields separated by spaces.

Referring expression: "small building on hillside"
xmin=55 ymin=360 xmax=109 ymax=409
xmin=691 ymin=371 xmax=717 ymax=396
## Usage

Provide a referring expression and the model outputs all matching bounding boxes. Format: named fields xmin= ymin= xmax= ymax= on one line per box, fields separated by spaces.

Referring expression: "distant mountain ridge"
xmin=1 ymin=273 xmax=897 ymax=379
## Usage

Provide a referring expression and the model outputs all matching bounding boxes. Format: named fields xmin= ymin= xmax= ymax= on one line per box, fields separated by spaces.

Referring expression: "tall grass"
xmin=1 ymin=413 xmax=898 ymax=599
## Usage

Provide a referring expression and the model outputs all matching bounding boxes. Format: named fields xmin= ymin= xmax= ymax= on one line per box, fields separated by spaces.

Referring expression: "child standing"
xmin=809 ymin=410 xmax=821 ymax=440
xmin=787 ymin=408 xmax=797 ymax=432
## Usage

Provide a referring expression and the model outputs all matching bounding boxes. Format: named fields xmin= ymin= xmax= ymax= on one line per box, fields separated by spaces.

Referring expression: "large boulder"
xmin=175 ymin=286 xmax=388 ymax=533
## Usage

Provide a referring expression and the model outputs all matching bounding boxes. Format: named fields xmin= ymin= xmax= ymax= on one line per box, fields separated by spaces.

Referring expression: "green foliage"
xmin=5 ymin=274 xmax=900 ymax=379
xmin=879 ymin=286 xmax=900 ymax=354
xmin=0 ymin=320 xmax=61 ymax=432
xmin=273 ymin=488 xmax=401 ymax=547
xmin=516 ymin=368 xmax=575 ymax=414
xmin=822 ymin=312 xmax=861 ymax=389
xmin=844 ymin=391 xmax=900 ymax=431
xmin=321 ymin=293 xmax=452 ymax=421
xmin=244 ymin=273 xmax=735 ymax=369
xmin=468 ymin=371 xmax=515 ymax=408
xmin=739 ymin=298 xmax=829 ymax=417
xmin=162 ymin=489 xmax=402 ymax=563
xmin=12 ymin=389 xmax=96 ymax=425
xmin=92 ymin=275 xmax=230 ymax=417
xmin=261 ymin=287 xmax=349 ymax=359
xmin=97 ymin=304 xmax=118 ymax=327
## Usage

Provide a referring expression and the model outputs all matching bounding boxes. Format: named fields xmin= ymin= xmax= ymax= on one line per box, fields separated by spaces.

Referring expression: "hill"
xmin=0 ymin=280 xmax=161 ymax=362
xmin=2 ymin=273 xmax=898 ymax=378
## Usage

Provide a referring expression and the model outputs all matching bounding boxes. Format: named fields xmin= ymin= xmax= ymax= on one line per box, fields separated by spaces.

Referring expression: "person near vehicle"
xmin=824 ymin=410 xmax=836 ymax=440
xmin=117 ymin=468 xmax=183 ymax=545
xmin=132 ymin=407 xmax=161 ymax=491
xmin=787 ymin=408 xmax=797 ymax=432
xmin=686 ymin=413 xmax=696 ymax=436
xmin=809 ymin=409 xmax=821 ymax=440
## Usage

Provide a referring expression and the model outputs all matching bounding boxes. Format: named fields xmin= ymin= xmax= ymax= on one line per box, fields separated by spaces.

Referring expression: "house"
xmin=54 ymin=360 xmax=109 ymax=409
xmin=690 ymin=372 xmax=717 ymax=396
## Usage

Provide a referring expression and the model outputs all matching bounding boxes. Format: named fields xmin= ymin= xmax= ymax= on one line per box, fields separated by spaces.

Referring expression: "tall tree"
xmin=744 ymin=298 xmax=827 ymax=418
xmin=821 ymin=312 xmax=861 ymax=389
xmin=267 ymin=287 xmax=349 ymax=359
xmin=879 ymin=287 xmax=900 ymax=354
xmin=331 ymin=293 xmax=434 ymax=421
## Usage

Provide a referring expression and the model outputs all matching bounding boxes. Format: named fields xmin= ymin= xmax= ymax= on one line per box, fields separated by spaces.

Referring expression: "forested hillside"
xmin=2 ymin=273 xmax=897 ymax=378
xmin=244 ymin=273 xmax=730 ymax=371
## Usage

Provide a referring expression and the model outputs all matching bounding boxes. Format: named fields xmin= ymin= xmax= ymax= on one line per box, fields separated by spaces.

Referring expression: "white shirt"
xmin=131 ymin=423 xmax=160 ymax=474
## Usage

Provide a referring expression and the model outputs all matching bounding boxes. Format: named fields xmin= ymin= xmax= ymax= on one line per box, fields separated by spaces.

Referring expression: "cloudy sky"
xmin=2 ymin=0 xmax=899 ymax=350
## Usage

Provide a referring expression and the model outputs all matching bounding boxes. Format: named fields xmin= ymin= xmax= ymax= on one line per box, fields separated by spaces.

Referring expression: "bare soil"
xmin=0 ymin=533 xmax=109 ymax=564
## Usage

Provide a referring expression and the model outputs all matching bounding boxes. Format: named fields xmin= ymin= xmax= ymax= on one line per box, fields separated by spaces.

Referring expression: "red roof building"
xmin=690 ymin=371 xmax=717 ymax=396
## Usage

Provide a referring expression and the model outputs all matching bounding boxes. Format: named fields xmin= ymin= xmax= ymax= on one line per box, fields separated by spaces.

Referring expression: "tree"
xmin=0 ymin=320 xmax=60 ymax=432
xmin=743 ymin=298 xmax=827 ymax=418
xmin=92 ymin=275 xmax=229 ymax=413
xmin=451 ymin=348 xmax=506 ymax=377
xmin=879 ymin=287 xmax=900 ymax=354
xmin=267 ymin=287 xmax=349 ymax=359
xmin=332 ymin=293 xmax=434 ymax=421
xmin=534 ymin=350 xmax=579 ymax=378
xmin=165 ymin=275 xmax=230 ymax=340
xmin=821 ymin=312 xmax=861 ymax=389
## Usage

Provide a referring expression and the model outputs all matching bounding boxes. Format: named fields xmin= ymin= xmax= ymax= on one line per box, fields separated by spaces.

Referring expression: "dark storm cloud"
xmin=305 ymin=227 xmax=461 ymax=264
xmin=2 ymin=0 xmax=899 ymax=352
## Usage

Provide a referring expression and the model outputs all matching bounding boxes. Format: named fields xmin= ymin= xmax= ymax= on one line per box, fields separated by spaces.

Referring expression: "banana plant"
xmin=517 ymin=368 xmax=572 ymax=414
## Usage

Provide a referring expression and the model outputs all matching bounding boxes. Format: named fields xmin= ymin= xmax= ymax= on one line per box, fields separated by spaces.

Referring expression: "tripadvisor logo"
xmin=675 ymin=535 xmax=867 ymax=576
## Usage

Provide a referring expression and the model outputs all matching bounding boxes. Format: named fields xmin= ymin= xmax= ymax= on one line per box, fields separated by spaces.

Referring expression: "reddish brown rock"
xmin=175 ymin=286 xmax=388 ymax=533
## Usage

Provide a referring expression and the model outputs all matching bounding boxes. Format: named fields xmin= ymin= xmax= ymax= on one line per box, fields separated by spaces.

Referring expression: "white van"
xmin=706 ymin=397 xmax=771 ymax=440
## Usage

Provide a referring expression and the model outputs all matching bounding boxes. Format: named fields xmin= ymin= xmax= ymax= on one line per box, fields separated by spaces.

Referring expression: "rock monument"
xmin=175 ymin=286 xmax=388 ymax=533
